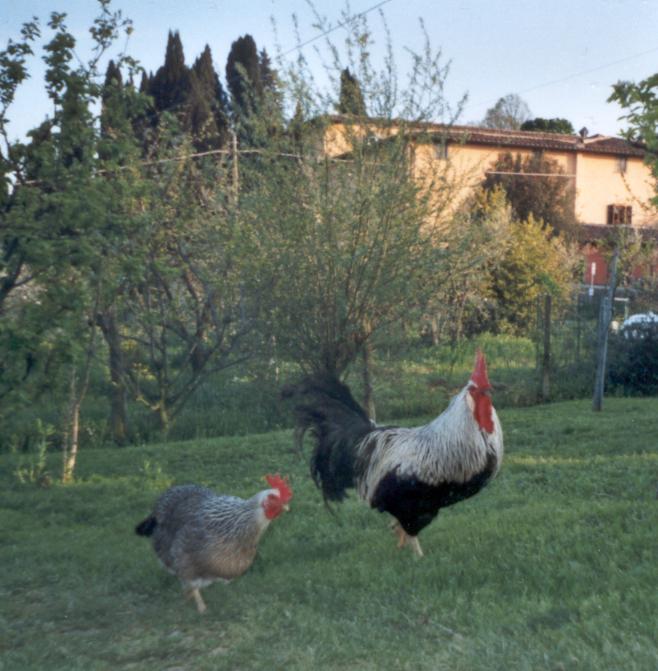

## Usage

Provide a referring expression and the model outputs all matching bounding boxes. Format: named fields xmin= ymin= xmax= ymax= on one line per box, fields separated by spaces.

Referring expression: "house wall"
xmin=412 ymin=143 xmax=579 ymax=216
xmin=574 ymin=153 xmax=655 ymax=227
xmin=324 ymin=119 xmax=657 ymax=233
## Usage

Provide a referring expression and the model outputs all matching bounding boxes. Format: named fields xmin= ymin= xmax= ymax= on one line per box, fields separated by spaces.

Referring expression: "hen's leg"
xmin=185 ymin=587 xmax=207 ymax=614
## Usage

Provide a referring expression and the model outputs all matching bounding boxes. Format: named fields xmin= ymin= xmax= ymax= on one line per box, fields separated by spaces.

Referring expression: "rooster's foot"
xmin=390 ymin=521 xmax=424 ymax=556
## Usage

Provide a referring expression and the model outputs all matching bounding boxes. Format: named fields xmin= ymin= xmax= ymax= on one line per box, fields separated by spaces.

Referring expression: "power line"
xmin=279 ymin=0 xmax=393 ymax=57
xmin=473 ymin=44 xmax=658 ymax=110
xmin=485 ymin=170 xmax=575 ymax=179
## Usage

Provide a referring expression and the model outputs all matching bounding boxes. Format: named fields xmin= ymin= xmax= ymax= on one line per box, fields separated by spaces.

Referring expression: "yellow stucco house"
xmin=323 ymin=115 xmax=658 ymax=285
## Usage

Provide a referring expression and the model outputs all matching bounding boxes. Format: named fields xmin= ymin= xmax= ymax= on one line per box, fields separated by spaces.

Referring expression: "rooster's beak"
xmin=283 ymin=504 xmax=290 ymax=512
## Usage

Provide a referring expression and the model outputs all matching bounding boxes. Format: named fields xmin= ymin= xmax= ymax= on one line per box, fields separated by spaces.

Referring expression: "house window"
xmin=618 ymin=157 xmax=628 ymax=174
xmin=434 ymin=142 xmax=448 ymax=160
xmin=607 ymin=204 xmax=632 ymax=226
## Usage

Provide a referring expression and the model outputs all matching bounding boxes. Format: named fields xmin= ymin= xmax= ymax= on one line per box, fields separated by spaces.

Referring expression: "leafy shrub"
xmin=608 ymin=328 xmax=658 ymax=395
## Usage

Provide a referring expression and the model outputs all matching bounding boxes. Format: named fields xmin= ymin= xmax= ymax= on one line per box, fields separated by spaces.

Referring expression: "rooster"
xmin=285 ymin=351 xmax=502 ymax=557
xmin=135 ymin=474 xmax=292 ymax=613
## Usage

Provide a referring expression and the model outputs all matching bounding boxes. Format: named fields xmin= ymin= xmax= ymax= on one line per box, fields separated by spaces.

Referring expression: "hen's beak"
xmin=283 ymin=504 xmax=290 ymax=512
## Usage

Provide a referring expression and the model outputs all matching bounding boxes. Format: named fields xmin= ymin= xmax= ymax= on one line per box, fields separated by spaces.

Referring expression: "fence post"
xmin=541 ymin=294 xmax=552 ymax=401
xmin=592 ymin=246 xmax=619 ymax=412
xmin=231 ymin=129 xmax=239 ymax=206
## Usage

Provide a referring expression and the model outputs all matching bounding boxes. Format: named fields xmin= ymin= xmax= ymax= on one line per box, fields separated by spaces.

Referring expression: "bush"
xmin=608 ymin=328 xmax=658 ymax=395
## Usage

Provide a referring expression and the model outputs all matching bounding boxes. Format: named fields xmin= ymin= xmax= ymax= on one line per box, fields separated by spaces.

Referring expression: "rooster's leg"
xmin=185 ymin=587 xmax=207 ymax=614
xmin=409 ymin=536 xmax=424 ymax=558
xmin=390 ymin=520 xmax=408 ymax=548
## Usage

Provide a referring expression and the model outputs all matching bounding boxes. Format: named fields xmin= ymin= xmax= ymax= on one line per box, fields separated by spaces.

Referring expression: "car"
xmin=620 ymin=311 xmax=658 ymax=339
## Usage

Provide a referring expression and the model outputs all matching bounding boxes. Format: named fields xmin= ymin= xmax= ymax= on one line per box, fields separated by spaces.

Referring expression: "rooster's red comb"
xmin=265 ymin=474 xmax=293 ymax=503
xmin=470 ymin=349 xmax=491 ymax=390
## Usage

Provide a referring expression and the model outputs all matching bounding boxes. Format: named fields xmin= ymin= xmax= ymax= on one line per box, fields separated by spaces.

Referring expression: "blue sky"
xmin=2 ymin=0 xmax=658 ymax=141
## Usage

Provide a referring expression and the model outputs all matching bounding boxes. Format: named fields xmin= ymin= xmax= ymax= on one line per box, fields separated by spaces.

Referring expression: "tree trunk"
xmin=157 ymin=400 xmax=171 ymax=439
xmin=361 ymin=341 xmax=376 ymax=422
xmin=62 ymin=367 xmax=81 ymax=484
xmin=98 ymin=309 xmax=129 ymax=445
xmin=61 ymin=307 xmax=98 ymax=483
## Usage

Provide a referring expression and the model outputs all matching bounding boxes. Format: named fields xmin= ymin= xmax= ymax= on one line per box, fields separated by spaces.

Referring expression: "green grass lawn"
xmin=1 ymin=397 xmax=657 ymax=671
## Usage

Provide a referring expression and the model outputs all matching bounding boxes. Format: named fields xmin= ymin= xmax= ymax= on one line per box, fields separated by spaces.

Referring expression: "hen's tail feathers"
xmin=283 ymin=374 xmax=374 ymax=502
xmin=135 ymin=515 xmax=157 ymax=537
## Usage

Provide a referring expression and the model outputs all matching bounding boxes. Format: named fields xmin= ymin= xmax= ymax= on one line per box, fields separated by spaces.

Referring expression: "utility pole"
xmin=592 ymin=246 xmax=619 ymax=412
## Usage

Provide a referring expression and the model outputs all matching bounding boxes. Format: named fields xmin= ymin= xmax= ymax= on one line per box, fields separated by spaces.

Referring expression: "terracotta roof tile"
xmin=430 ymin=125 xmax=646 ymax=158
xmin=325 ymin=115 xmax=646 ymax=158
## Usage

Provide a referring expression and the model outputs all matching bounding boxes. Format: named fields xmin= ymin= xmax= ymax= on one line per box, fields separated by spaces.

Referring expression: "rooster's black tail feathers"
xmin=283 ymin=374 xmax=374 ymax=502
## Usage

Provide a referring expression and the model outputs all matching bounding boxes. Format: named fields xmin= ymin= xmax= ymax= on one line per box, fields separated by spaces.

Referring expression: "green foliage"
xmin=610 ymin=73 xmax=658 ymax=205
xmin=608 ymin=329 xmax=658 ymax=395
xmin=244 ymin=126 xmax=440 ymax=376
xmin=226 ymin=34 xmax=262 ymax=114
xmin=244 ymin=14 xmax=472 ymax=377
xmin=483 ymin=151 xmax=577 ymax=236
xmin=190 ymin=45 xmax=229 ymax=149
xmin=422 ymin=187 xmax=514 ymax=343
xmin=338 ymin=67 xmax=367 ymax=116
xmin=149 ymin=31 xmax=191 ymax=114
xmin=12 ymin=419 xmax=53 ymax=486
xmin=1 ymin=398 xmax=657 ymax=670
xmin=520 ymin=117 xmax=575 ymax=134
xmin=488 ymin=214 xmax=578 ymax=335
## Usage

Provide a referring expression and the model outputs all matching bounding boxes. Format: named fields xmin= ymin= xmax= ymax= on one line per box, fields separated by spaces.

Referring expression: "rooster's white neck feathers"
xmin=357 ymin=386 xmax=503 ymax=503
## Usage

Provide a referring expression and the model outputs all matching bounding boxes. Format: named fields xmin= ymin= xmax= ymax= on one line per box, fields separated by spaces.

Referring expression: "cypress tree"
xmin=258 ymin=48 xmax=277 ymax=94
xmin=130 ymin=70 xmax=156 ymax=150
xmin=103 ymin=59 xmax=123 ymax=89
xmin=226 ymin=34 xmax=262 ymax=116
xmin=338 ymin=68 xmax=366 ymax=116
xmin=138 ymin=70 xmax=151 ymax=94
xmin=149 ymin=31 xmax=191 ymax=114
xmin=192 ymin=45 xmax=229 ymax=147
xmin=186 ymin=70 xmax=214 ymax=148
xmin=101 ymin=60 xmax=124 ymax=140
xmin=289 ymin=100 xmax=305 ymax=151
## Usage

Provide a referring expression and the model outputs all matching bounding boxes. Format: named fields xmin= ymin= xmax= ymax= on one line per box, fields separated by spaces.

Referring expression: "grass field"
xmin=1 ymin=397 xmax=657 ymax=670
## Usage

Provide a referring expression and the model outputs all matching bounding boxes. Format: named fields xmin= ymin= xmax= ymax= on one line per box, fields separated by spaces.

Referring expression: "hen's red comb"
xmin=265 ymin=474 xmax=293 ymax=503
xmin=470 ymin=350 xmax=491 ymax=390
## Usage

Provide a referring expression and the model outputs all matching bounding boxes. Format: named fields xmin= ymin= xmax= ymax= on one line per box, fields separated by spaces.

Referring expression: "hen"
xmin=135 ymin=474 xmax=292 ymax=613
xmin=285 ymin=351 xmax=502 ymax=557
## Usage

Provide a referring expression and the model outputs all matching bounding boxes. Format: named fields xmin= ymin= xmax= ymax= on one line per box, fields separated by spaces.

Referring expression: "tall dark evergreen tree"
xmin=60 ymin=73 xmax=93 ymax=167
xmin=100 ymin=60 xmax=125 ymax=157
xmin=149 ymin=31 xmax=191 ymax=114
xmin=258 ymin=48 xmax=277 ymax=94
xmin=131 ymin=70 xmax=157 ymax=151
xmin=226 ymin=34 xmax=262 ymax=116
xmin=338 ymin=68 xmax=366 ymax=116
xmin=192 ymin=45 xmax=229 ymax=148
xmin=138 ymin=70 xmax=151 ymax=94
xmin=289 ymin=100 xmax=305 ymax=151
xmin=186 ymin=71 xmax=214 ymax=148
xmin=258 ymin=47 xmax=284 ymax=134
xmin=103 ymin=59 xmax=123 ymax=89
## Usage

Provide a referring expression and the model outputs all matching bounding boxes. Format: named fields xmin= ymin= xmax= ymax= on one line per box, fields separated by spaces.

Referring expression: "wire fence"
xmin=533 ymin=284 xmax=658 ymax=405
